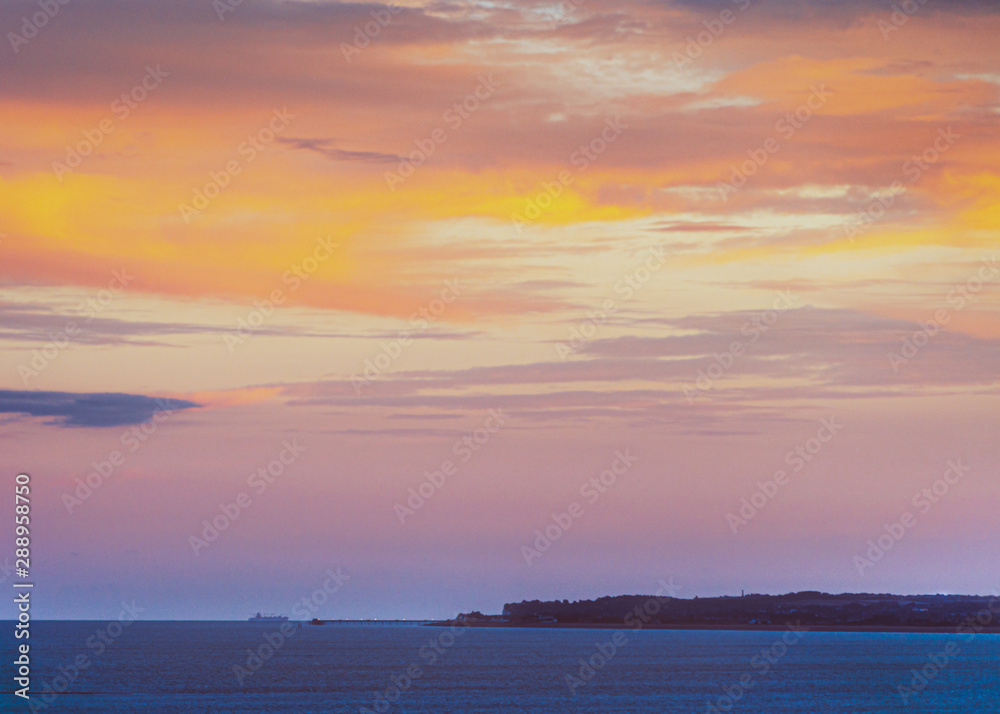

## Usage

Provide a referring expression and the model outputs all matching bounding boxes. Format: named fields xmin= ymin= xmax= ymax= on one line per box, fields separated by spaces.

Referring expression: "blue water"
xmin=3 ymin=622 xmax=999 ymax=712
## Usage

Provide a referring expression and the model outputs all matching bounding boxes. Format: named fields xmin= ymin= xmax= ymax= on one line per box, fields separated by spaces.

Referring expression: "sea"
xmin=3 ymin=622 xmax=999 ymax=712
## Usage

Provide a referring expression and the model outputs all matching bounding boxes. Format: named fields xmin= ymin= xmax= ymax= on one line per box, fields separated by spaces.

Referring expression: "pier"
xmin=309 ymin=619 xmax=437 ymax=626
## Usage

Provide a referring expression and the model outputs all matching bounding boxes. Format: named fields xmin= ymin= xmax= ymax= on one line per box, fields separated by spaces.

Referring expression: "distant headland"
xmin=434 ymin=592 xmax=1000 ymax=633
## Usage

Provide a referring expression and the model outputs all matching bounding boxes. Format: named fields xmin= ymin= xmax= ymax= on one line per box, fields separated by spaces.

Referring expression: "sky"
xmin=0 ymin=0 xmax=998 ymax=620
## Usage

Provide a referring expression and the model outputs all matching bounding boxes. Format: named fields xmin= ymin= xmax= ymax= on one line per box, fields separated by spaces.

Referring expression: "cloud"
xmin=267 ymin=306 xmax=1000 ymax=428
xmin=277 ymin=138 xmax=402 ymax=164
xmin=0 ymin=302 xmax=231 ymax=346
xmin=0 ymin=301 xmax=480 ymax=345
xmin=671 ymin=0 xmax=1000 ymax=21
xmin=0 ymin=390 xmax=200 ymax=427
xmin=2 ymin=0 xmax=997 ymax=321
xmin=579 ymin=306 xmax=1000 ymax=388
xmin=651 ymin=222 xmax=758 ymax=233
